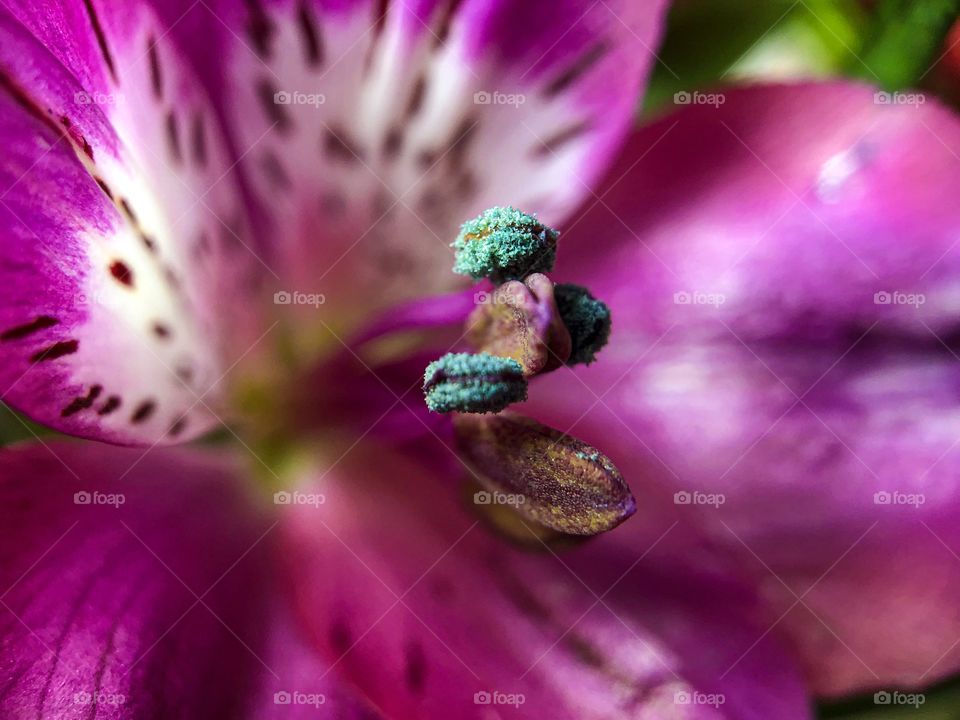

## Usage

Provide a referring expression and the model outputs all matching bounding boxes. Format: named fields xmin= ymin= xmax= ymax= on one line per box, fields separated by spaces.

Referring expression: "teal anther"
xmin=452 ymin=207 xmax=558 ymax=284
xmin=423 ymin=352 xmax=527 ymax=414
xmin=554 ymin=284 xmax=611 ymax=366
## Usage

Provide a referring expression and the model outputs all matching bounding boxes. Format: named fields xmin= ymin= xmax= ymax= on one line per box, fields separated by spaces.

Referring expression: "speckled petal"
xmin=0 ymin=5 xmax=262 ymax=444
xmin=176 ymin=0 xmax=669 ymax=337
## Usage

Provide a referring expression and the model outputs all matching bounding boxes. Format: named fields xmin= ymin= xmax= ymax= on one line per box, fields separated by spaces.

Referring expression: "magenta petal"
xmin=0 ymin=7 xmax=263 ymax=444
xmin=250 ymin=608 xmax=389 ymax=719
xmin=278 ymin=451 xmax=812 ymax=719
xmin=530 ymin=82 xmax=960 ymax=695
xmin=0 ymin=441 xmax=275 ymax=718
xmin=350 ymin=288 xmax=479 ymax=346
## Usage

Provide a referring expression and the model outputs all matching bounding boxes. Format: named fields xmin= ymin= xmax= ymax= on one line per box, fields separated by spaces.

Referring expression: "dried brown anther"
xmin=466 ymin=273 xmax=571 ymax=377
xmin=454 ymin=412 xmax=635 ymax=536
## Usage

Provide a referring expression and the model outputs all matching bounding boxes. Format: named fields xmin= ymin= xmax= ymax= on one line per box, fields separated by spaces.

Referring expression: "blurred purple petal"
xmin=527 ymin=81 xmax=960 ymax=695
xmin=277 ymin=450 xmax=812 ymax=719
xmin=0 ymin=442 xmax=272 ymax=718
xmin=251 ymin=607 xmax=389 ymax=718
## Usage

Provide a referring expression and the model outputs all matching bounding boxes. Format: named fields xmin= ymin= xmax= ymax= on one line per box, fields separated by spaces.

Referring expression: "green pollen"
xmin=423 ymin=352 xmax=527 ymax=414
xmin=554 ymin=284 xmax=611 ymax=366
xmin=452 ymin=206 xmax=558 ymax=284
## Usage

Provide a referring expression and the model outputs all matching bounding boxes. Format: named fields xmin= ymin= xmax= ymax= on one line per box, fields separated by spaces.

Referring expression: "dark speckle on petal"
xmin=98 ymin=395 xmax=122 ymax=416
xmin=329 ymin=618 xmax=351 ymax=655
xmin=404 ymin=641 xmax=426 ymax=694
xmin=1 ymin=316 xmax=58 ymax=341
xmin=31 ymin=340 xmax=79 ymax=363
xmin=109 ymin=260 xmax=134 ymax=287
xmin=131 ymin=400 xmax=157 ymax=424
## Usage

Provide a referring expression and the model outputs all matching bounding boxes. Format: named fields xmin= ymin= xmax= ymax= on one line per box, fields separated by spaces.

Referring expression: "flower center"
xmin=418 ymin=207 xmax=633 ymax=537
xmin=237 ymin=206 xmax=634 ymax=538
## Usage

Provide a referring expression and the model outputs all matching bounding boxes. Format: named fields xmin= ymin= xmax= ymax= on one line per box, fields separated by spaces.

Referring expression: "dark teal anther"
xmin=554 ymin=284 xmax=611 ymax=366
xmin=423 ymin=352 xmax=527 ymax=414
xmin=452 ymin=207 xmax=558 ymax=284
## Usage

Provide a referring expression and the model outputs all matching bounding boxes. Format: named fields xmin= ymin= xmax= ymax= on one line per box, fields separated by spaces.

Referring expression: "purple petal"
xmin=251 ymin=607 xmax=390 ymax=718
xmin=277 ymin=451 xmax=812 ymax=719
xmin=0 ymin=6 xmax=263 ymax=444
xmin=350 ymin=288 xmax=479 ymax=346
xmin=0 ymin=441 xmax=273 ymax=718
xmin=528 ymin=82 xmax=960 ymax=695
xmin=173 ymin=0 xmax=669 ymax=322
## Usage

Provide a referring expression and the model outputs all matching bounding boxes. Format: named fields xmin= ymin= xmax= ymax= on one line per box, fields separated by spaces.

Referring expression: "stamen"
xmin=554 ymin=283 xmax=611 ymax=365
xmin=423 ymin=352 xmax=527 ymax=414
xmin=454 ymin=413 xmax=635 ymax=535
xmin=467 ymin=273 xmax=571 ymax=376
xmin=452 ymin=206 xmax=558 ymax=284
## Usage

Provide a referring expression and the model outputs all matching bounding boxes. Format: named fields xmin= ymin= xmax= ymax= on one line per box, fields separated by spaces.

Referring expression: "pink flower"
xmin=0 ymin=1 xmax=958 ymax=718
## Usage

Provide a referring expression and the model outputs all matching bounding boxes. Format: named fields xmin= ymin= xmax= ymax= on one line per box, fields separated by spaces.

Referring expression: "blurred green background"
xmin=644 ymin=0 xmax=960 ymax=116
